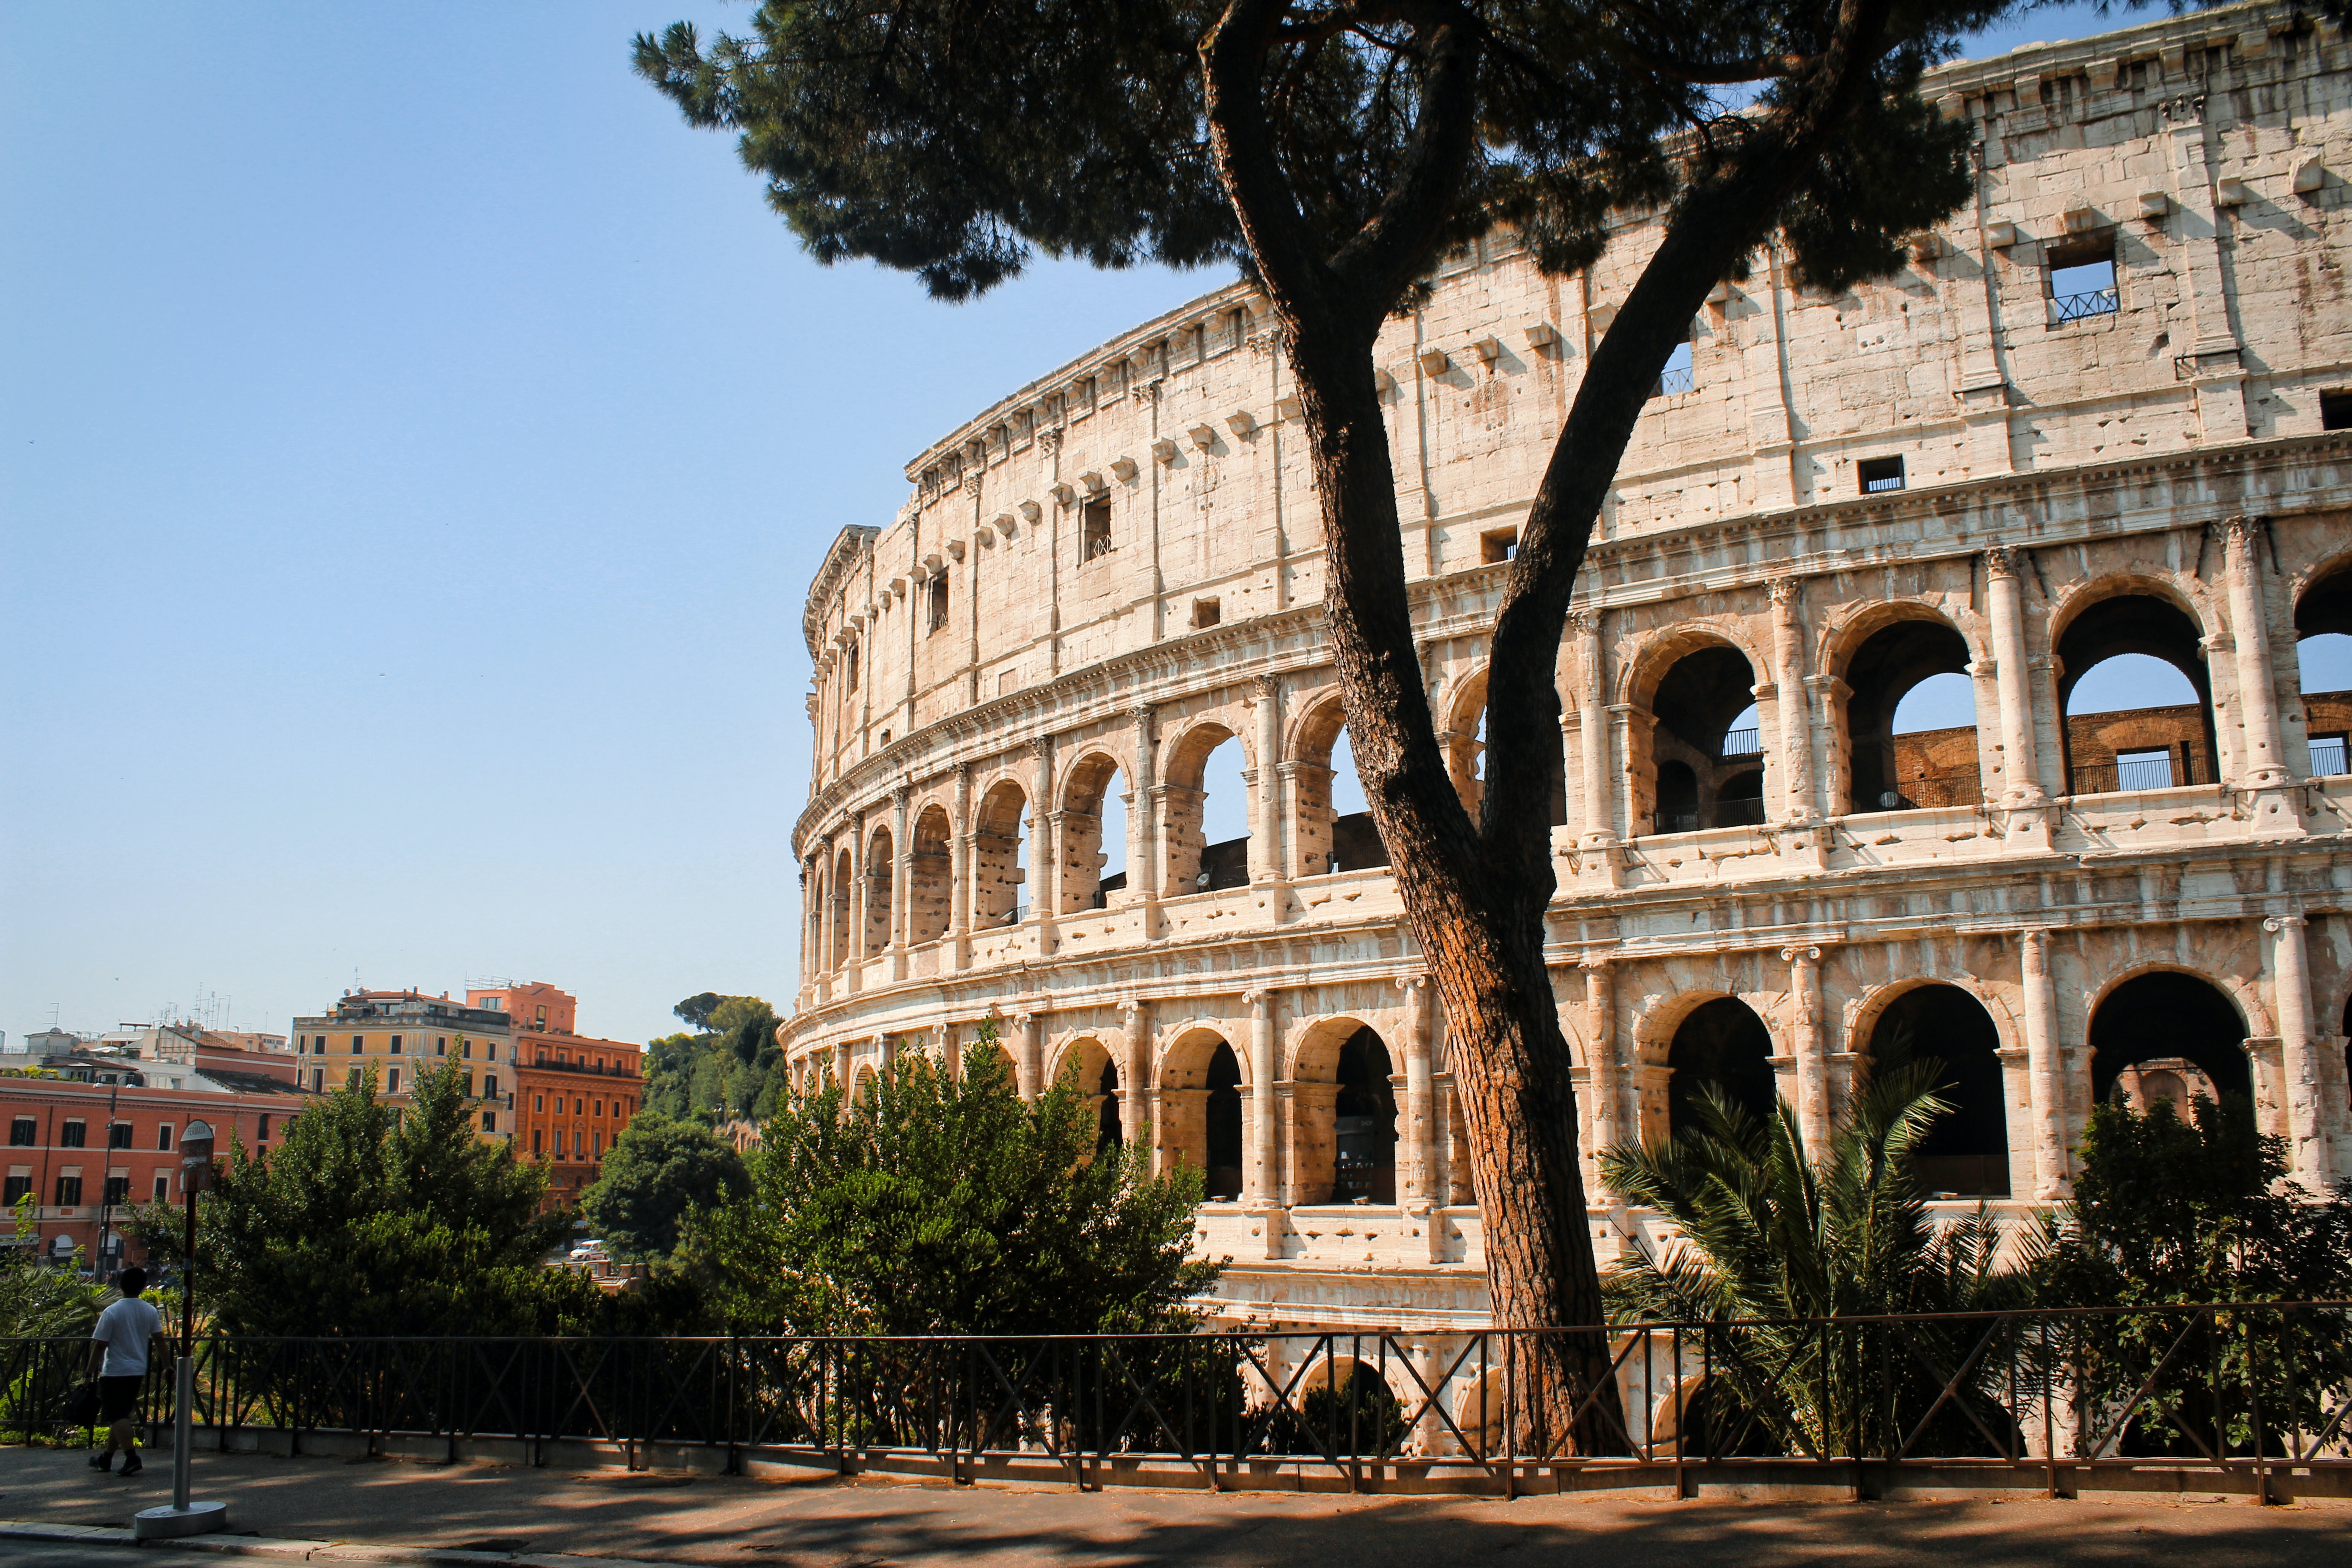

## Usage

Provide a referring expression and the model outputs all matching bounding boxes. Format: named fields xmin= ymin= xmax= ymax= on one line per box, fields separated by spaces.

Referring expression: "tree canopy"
xmin=579 ymin=1110 xmax=750 ymax=1262
xmin=643 ymin=992 xmax=784 ymax=1124
xmin=689 ymin=1037 xmax=1219 ymax=1335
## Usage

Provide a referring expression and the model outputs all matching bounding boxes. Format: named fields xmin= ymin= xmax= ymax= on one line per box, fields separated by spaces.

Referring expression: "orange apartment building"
xmin=470 ymin=982 xmax=643 ymax=1209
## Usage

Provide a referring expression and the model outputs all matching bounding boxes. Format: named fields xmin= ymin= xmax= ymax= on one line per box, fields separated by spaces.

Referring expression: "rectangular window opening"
xmin=2309 ymin=732 xmax=2348 ymax=777
xmin=482 ymin=1111 xmax=497 ymax=1131
xmin=156 ymin=1125 xmax=173 ymax=1152
xmin=1081 ymin=496 xmax=1112 ymax=563
xmin=108 ymin=1123 xmax=133 ymax=1150
xmin=60 ymin=1121 xmax=85 ymax=1149
xmin=1651 ymin=339 xmax=1695 ymax=399
xmin=153 ymin=1176 xmax=169 ymax=1202
xmin=1858 ymin=455 xmax=1906 ymax=494
xmin=844 ymin=642 xmax=859 ymax=690
xmin=1480 ymin=528 xmax=1519 ymax=564
xmin=8 ymin=1118 xmax=33 ymax=1148
xmin=2047 ymin=232 xmax=2119 ymax=324
xmin=4 ymin=1176 xmax=31 ymax=1206
xmin=1190 ymin=597 xmax=1221 ymax=630
xmin=2321 ymin=389 xmax=2352 ymax=432
xmin=2114 ymin=746 xmax=2177 ymax=790
xmin=926 ymin=574 xmax=949 ymax=634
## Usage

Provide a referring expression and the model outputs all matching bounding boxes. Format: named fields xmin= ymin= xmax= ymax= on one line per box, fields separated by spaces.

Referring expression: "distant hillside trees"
xmin=642 ymin=993 xmax=782 ymax=1125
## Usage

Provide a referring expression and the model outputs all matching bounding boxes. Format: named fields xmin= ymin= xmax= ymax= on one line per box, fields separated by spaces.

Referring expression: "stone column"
xmin=1121 ymin=998 xmax=1153 ymax=1156
xmin=845 ymin=816 xmax=866 ymax=994
xmin=1245 ymin=988 xmax=1279 ymax=1202
xmin=2020 ymin=928 xmax=2068 ymax=1199
xmin=1129 ymin=706 xmax=1160 ymax=932
xmin=1031 ymin=736 xmax=1057 ymax=943
xmin=1983 ymin=546 xmax=2046 ymax=805
xmin=950 ymin=763 xmax=974 ymax=970
xmin=889 ymin=786 xmax=911 ymax=982
xmin=1571 ymin=612 xmax=1616 ymax=848
xmin=1607 ymin=704 xmax=1640 ymax=840
xmin=833 ymin=1037 xmax=852 ymax=1097
xmin=2225 ymin=517 xmax=2290 ymax=791
xmin=1582 ymin=958 xmax=1620 ymax=1186
xmin=1768 ymin=579 xmax=1814 ymax=821
xmin=1252 ymin=674 xmax=1284 ymax=884
xmin=1396 ymin=975 xmax=1434 ymax=1201
xmin=1014 ymin=1009 xmax=1042 ymax=1101
xmin=2264 ymin=914 xmax=2331 ymax=1187
xmin=1783 ymin=946 xmax=1830 ymax=1154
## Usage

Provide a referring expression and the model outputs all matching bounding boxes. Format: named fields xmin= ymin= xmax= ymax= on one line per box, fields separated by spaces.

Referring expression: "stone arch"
xmin=1288 ymin=1016 xmax=1398 ymax=1205
xmin=1158 ymin=1025 xmax=1246 ymax=1199
xmin=1622 ymin=629 xmax=1766 ymax=836
xmin=1056 ymin=748 xmax=1130 ymax=912
xmin=1161 ymin=718 xmax=1250 ymax=895
xmin=862 ymin=824 xmax=895 ymax=958
xmin=971 ymin=778 xmax=1029 ymax=927
xmin=2046 ymin=575 xmax=2222 ymax=797
xmin=907 ymin=804 xmax=953 ymax=946
xmin=1824 ymin=604 xmax=1986 ymax=814
xmin=1051 ymin=1032 xmax=1122 ymax=1151
xmin=829 ymin=847 xmax=853 ymax=970
xmin=1857 ymin=980 xmax=2011 ymax=1196
xmin=2292 ymin=553 xmax=2352 ymax=778
xmin=2087 ymin=967 xmax=2256 ymax=1113
xmin=1267 ymin=1353 xmax=1414 ymax=1455
xmin=1436 ymin=663 xmax=1567 ymax=828
xmin=1286 ymin=686 xmax=1388 ymax=877
xmin=1665 ymin=995 xmax=1777 ymax=1138
xmin=851 ymin=1062 xmax=878 ymax=1102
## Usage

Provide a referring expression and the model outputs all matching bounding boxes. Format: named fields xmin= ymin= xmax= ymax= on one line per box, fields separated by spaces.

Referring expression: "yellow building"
xmin=289 ymin=990 xmax=514 ymax=1138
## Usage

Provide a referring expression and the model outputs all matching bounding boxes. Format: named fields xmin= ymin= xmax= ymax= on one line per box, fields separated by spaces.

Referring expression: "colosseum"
xmin=782 ymin=3 xmax=2352 ymax=1361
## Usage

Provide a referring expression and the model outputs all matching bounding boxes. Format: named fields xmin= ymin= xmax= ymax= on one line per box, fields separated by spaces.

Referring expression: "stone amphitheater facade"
xmin=784 ymin=4 xmax=2352 ymax=1352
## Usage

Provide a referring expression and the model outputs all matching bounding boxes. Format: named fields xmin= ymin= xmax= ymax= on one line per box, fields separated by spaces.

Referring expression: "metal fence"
xmin=5 ymin=1303 xmax=2346 ymax=1496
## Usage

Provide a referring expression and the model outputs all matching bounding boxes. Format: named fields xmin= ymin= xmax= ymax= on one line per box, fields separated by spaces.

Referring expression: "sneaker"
xmin=118 ymin=1453 xmax=144 ymax=1477
xmin=88 ymin=1450 xmax=113 ymax=1472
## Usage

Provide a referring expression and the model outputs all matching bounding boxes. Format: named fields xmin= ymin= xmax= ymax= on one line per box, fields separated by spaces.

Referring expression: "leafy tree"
xmin=579 ymin=1111 xmax=750 ymax=1262
xmin=643 ymin=993 xmax=783 ymax=1123
xmin=2029 ymin=1096 xmax=2352 ymax=1457
xmin=195 ymin=1061 xmax=607 ymax=1336
xmin=673 ymin=992 xmax=723 ymax=1032
xmin=635 ymin=0 xmax=2072 ymax=1446
xmin=691 ymin=1033 xmax=1219 ymax=1336
xmin=1 ymin=1194 xmax=111 ymax=1339
xmin=1601 ymin=1062 xmax=2031 ymax=1457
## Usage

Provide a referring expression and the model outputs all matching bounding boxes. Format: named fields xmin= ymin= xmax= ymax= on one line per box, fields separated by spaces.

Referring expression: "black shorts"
xmin=97 ymin=1374 xmax=145 ymax=1423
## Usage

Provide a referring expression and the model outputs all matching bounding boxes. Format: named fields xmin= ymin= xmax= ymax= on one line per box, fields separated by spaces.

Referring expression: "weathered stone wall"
xmin=784 ymin=5 xmax=2352 ymax=1350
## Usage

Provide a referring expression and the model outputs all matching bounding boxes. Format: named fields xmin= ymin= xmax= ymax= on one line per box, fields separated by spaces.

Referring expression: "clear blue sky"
xmin=6 ymin=3 xmax=2302 ymax=1048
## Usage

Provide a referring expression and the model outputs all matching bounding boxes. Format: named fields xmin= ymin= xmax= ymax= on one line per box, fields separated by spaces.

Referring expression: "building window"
xmin=466 ymin=1073 xmax=476 ymax=1098
xmin=532 ymin=1129 xmax=544 ymax=1154
xmin=313 ymin=1069 xmax=324 ymax=1092
xmin=2311 ymin=732 xmax=2348 ymax=776
xmin=485 ymin=1074 xmax=499 ymax=1099
xmin=1081 ymin=496 xmax=1112 ymax=562
xmin=108 ymin=1123 xmax=132 ymax=1150
xmin=844 ymin=640 xmax=860 ymax=689
xmin=104 ymin=1176 xmax=130 ymax=1206
xmin=2323 ymin=390 xmax=2352 ymax=431
xmin=7 ymin=1118 xmax=32 ymax=1147
xmin=60 ymin=1120 xmax=85 ymax=1149
xmin=153 ymin=1176 xmax=169 ymax=1202
xmin=1480 ymin=528 xmax=1519 ymax=564
xmin=1858 ymin=455 xmax=1906 ymax=494
xmin=593 ymin=1132 xmax=603 ymax=1158
xmin=534 ymin=1005 xmax=546 ymax=1025
xmin=593 ymin=1099 xmax=603 ymax=1118
xmin=1651 ymin=337 xmax=1695 ymax=398
xmin=487 ymin=1042 xmax=499 ymax=1062
xmin=482 ymin=1111 xmax=496 ymax=1132
xmin=1190 ymin=597 xmax=1221 ymax=630
xmin=2046 ymin=231 xmax=2119 ymax=324
xmin=461 ymin=1039 xmax=473 ymax=1060
xmin=312 ymin=1038 xmax=325 ymax=1055
xmin=436 ymin=1037 xmax=447 ymax=1055
xmin=390 ymin=1034 xmax=402 ymax=1054
xmin=348 ymin=1068 xmax=361 ymax=1090
xmin=55 ymin=1175 xmax=83 ymax=1206
xmin=258 ymin=1115 xmax=272 ymax=1142
xmin=350 ymin=1036 xmax=363 ymax=1054
xmin=534 ymin=1094 xmax=544 ymax=1113
xmin=3 ymin=1175 xmax=29 ymax=1205
xmin=156 ymin=1125 xmax=173 ymax=1152
xmin=387 ymin=1068 xmax=401 ymax=1094
xmin=927 ymin=574 xmax=949 ymax=634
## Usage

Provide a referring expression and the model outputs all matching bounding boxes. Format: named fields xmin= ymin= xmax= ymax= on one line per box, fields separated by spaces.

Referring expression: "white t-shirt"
xmin=90 ymin=1296 xmax=162 ymax=1377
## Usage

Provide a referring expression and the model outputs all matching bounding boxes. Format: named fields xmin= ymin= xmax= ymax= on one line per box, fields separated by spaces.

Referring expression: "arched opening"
xmin=1294 ymin=696 xmax=1389 ymax=877
xmin=972 ymin=780 xmax=1029 ymax=927
xmin=1055 ymin=1036 xmax=1121 ymax=1155
xmin=2294 ymin=560 xmax=2352 ymax=778
xmin=1159 ymin=1030 xmax=1245 ymax=1200
xmin=1058 ymin=752 xmax=1130 ymax=912
xmin=862 ymin=826 xmax=894 ymax=959
xmin=1333 ymin=1028 xmax=1397 ymax=1203
xmin=1645 ymin=645 xmax=1764 ymax=834
xmin=1446 ymin=672 xmax=1568 ymax=828
xmin=1841 ymin=618 xmax=1981 ymax=813
xmin=907 ymin=805 xmax=952 ymax=946
xmin=1265 ymin=1358 xmax=1410 ymax=1456
xmin=2088 ymin=971 xmax=2253 ymax=1118
xmin=1165 ymin=725 xmax=1250 ymax=895
xmin=1097 ymin=1055 xmax=1123 ymax=1152
xmin=2056 ymin=592 xmax=2219 ymax=796
xmin=1866 ymin=984 xmax=2009 ymax=1197
xmin=1666 ymin=997 xmax=1777 ymax=1137
xmin=829 ymin=848 xmax=853 ymax=970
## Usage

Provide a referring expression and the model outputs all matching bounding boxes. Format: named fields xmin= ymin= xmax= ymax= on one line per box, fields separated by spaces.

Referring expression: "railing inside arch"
xmin=6 ymin=1304 xmax=2346 ymax=1496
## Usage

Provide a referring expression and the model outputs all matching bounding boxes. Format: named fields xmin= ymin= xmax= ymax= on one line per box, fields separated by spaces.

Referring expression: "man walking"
xmin=84 ymin=1264 xmax=165 ymax=1477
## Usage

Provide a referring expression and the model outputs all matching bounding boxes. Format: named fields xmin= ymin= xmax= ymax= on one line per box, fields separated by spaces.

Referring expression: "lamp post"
xmin=133 ymin=1118 xmax=226 ymax=1541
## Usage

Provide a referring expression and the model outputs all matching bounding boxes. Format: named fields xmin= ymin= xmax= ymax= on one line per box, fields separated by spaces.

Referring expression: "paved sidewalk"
xmin=5 ymin=1446 xmax=2351 ymax=1567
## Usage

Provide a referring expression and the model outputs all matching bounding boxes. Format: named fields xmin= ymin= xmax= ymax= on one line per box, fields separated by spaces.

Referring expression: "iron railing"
xmin=2049 ymin=287 xmax=2118 ymax=324
xmin=5 ymin=1303 xmax=2345 ymax=1496
xmin=2067 ymin=747 xmax=2215 ymax=797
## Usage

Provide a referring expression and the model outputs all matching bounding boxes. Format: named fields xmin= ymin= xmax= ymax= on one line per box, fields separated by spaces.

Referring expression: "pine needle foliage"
xmin=691 ymin=1034 xmax=1221 ymax=1336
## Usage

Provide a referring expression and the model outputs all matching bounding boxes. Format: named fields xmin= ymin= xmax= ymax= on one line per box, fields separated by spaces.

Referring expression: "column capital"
xmin=2264 ymin=914 xmax=2308 ymax=933
xmin=1394 ymin=972 xmax=1429 ymax=994
xmin=2224 ymin=513 xmax=2270 ymax=546
xmin=1780 ymin=944 xmax=1824 ymax=964
xmin=1129 ymin=703 xmax=1155 ymax=729
xmin=1768 ymin=575 xmax=1801 ymax=609
xmin=1118 ymin=996 xmax=1147 ymax=1017
xmin=1251 ymin=672 xmax=1279 ymax=701
xmin=1576 ymin=951 xmax=1615 ymax=972
xmin=1031 ymin=734 xmax=1054 ymax=765
xmin=891 ymin=784 xmax=911 ymax=809
xmin=1567 ymin=608 xmax=1603 ymax=638
xmin=1983 ymin=543 xmax=2022 ymax=580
